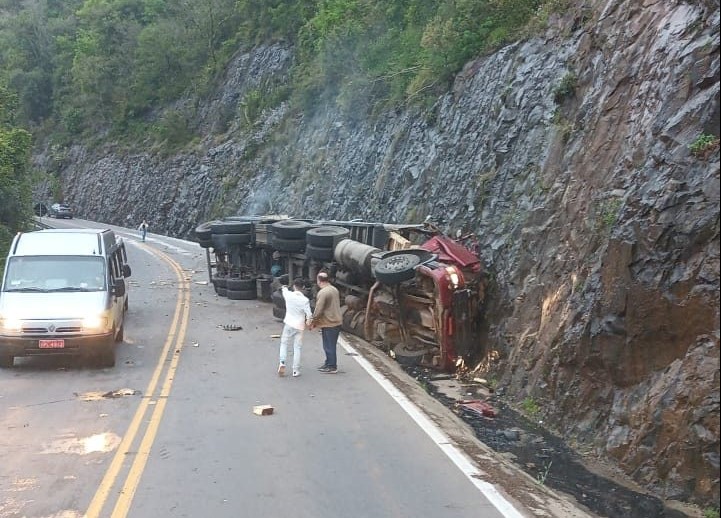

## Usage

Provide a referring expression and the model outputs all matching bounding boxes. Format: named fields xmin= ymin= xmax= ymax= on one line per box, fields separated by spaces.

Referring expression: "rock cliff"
xmin=37 ymin=0 xmax=719 ymax=508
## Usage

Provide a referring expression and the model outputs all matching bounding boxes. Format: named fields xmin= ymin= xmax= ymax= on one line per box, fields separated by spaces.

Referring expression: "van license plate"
xmin=39 ymin=339 xmax=64 ymax=349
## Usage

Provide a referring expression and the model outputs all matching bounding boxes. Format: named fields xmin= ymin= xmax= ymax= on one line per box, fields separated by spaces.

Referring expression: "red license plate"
xmin=39 ymin=339 xmax=65 ymax=349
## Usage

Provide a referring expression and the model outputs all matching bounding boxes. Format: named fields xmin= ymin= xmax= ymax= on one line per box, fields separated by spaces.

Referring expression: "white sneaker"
xmin=292 ymin=370 xmax=301 ymax=377
xmin=277 ymin=363 xmax=286 ymax=377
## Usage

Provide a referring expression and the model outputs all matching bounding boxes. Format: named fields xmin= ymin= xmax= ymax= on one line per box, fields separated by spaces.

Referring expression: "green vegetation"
xmin=597 ymin=197 xmax=622 ymax=231
xmin=553 ymin=71 xmax=577 ymax=103
xmin=0 ymin=0 xmax=571 ymax=145
xmin=704 ymin=508 xmax=720 ymax=518
xmin=689 ymin=133 xmax=720 ymax=158
xmin=0 ymin=86 xmax=32 ymax=270
xmin=536 ymin=460 xmax=553 ymax=485
xmin=521 ymin=396 xmax=540 ymax=418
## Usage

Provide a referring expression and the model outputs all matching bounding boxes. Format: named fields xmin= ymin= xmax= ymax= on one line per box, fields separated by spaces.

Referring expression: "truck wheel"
xmin=271 ymin=220 xmax=312 ymax=239
xmin=216 ymin=287 xmax=228 ymax=297
xmin=227 ymin=288 xmax=256 ymax=300
xmin=271 ymin=289 xmax=286 ymax=309
xmin=305 ymin=243 xmax=334 ymax=261
xmin=272 ymin=306 xmax=286 ymax=320
xmin=374 ymin=253 xmax=421 ymax=284
xmin=271 ymin=236 xmax=306 ymax=252
xmin=227 ymin=277 xmax=256 ymax=291
xmin=306 ymin=226 xmax=350 ymax=247
xmin=0 ymin=353 xmax=14 ymax=368
xmin=211 ymin=220 xmax=253 ymax=234
xmin=194 ymin=221 xmax=216 ymax=241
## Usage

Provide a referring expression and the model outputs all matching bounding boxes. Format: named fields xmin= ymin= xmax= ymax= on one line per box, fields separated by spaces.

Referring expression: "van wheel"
xmin=124 ymin=298 xmax=129 ymax=311
xmin=0 ymin=353 xmax=14 ymax=368
xmin=96 ymin=345 xmax=116 ymax=368
xmin=116 ymin=324 xmax=124 ymax=343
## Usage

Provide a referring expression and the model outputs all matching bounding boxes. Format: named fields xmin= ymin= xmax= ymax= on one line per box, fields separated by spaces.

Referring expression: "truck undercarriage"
xmin=195 ymin=216 xmax=485 ymax=372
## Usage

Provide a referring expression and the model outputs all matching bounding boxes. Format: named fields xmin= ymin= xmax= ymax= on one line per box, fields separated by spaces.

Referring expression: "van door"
xmin=108 ymin=251 xmax=125 ymax=339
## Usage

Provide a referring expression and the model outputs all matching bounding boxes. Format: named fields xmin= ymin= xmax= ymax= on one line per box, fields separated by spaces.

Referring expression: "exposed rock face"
xmin=38 ymin=0 xmax=719 ymax=507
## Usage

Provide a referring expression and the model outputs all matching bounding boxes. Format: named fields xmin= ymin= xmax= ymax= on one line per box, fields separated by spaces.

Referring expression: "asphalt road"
xmin=1 ymin=218 xmax=593 ymax=518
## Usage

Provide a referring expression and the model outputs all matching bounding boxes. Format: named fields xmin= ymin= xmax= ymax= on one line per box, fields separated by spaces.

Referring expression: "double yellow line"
xmin=86 ymin=246 xmax=191 ymax=518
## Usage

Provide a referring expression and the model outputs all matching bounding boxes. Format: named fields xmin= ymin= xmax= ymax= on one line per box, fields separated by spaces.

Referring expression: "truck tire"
xmin=271 ymin=220 xmax=312 ymax=239
xmin=225 ymin=233 xmax=253 ymax=245
xmin=212 ymin=233 xmax=228 ymax=251
xmin=271 ymin=289 xmax=286 ymax=309
xmin=211 ymin=221 xmax=253 ymax=234
xmin=216 ymin=287 xmax=228 ymax=297
xmin=227 ymin=277 xmax=256 ymax=291
xmin=271 ymin=235 xmax=306 ymax=252
xmin=272 ymin=306 xmax=286 ymax=320
xmin=198 ymin=238 xmax=213 ymax=248
xmin=195 ymin=220 xmax=220 ymax=240
xmin=227 ymin=289 xmax=256 ymax=300
xmin=374 ymin=253 xmax=421 ymax=284
xmin=213 ymin=276 xmax=228 ymax=288
xmin=306 ymin=226 xmax=350 ymax=247
xmin=305 ymin=243 xmax=335 ymax=261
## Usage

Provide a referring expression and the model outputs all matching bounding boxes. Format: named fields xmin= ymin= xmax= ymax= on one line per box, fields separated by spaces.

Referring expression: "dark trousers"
xmin=321 ymin=326 xmax=341 ymax=368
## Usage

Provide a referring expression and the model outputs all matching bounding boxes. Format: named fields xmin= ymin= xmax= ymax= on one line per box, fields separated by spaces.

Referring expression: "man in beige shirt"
xmin=310 ymin=271 xmax=342 ymax=373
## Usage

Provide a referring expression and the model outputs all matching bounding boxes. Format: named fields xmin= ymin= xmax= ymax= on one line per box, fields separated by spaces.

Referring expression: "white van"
xmin=0 ymin=229 xmax=131 ymax=368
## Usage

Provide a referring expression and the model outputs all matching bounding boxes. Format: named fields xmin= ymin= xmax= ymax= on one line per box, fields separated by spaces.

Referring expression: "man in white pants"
xmin=278 ymin=278 xmax=312 ymax=377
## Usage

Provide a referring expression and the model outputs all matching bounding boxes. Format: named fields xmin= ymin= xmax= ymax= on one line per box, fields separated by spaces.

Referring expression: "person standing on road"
xmin=310 ymin=271 xmax=342 ymax=374
xmin=138 ymin=220 xmax=149 ymax=242
xmin=278 ymin=278 xmax=312 ymax=378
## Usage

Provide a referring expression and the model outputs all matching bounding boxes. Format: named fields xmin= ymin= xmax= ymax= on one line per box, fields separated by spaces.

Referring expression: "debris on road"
xmin=270 ymin=334 xmax=281 ymax=339
xmin=253 ymin=405 xmax=274 ymax=416
xmin=457 ymin=399 xmax=496 ymax=418
xmin=220 ymin=324 xmax=243 ymax=331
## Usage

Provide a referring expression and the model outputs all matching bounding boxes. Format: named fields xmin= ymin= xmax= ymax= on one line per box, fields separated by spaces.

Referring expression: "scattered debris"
xmin=77 ymin=388 xmax=139 ymax=401
xmin=99 ymin=413 xmax=108 ymax=418
xmin=221 ymin=324 xmax=243 ymax=331
xmin=253 ymin=405 xmax=274 ymax=416
xmin=457 ymin=399 xmax=497 ymax=418
xmin=270 ymin=334 xmax=281 ymax=339
xmin=195 ymin=281 xmax=209 ymax=285
xmin=192 ymin=341 xmax=199 ymax=347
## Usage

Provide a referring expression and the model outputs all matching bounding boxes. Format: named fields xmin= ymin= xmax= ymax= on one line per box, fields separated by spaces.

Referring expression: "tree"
xmin=0 ymin=86 xmax=32 ymax=269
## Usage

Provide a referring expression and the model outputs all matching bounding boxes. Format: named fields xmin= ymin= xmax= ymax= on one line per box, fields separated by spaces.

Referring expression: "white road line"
xmin=339 ymin=336 xmax=526 ymax=518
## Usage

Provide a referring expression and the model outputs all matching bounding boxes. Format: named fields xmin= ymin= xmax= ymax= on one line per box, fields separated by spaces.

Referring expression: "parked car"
xmin=49 ymin=203 xmax=74 ymax=219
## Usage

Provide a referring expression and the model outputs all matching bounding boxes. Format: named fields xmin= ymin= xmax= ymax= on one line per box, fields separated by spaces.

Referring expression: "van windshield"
xmin=2 ymin=256 xmax=106 ymax=292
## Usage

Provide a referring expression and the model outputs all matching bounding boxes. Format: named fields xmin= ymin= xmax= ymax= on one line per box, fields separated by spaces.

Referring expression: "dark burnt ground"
xmin=402 ymin=365 xmax=688 ymax=518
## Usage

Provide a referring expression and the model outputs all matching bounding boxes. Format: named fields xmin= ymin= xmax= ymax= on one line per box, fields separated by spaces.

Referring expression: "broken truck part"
xmin=194 ymin=217 xmax=485 ymax=372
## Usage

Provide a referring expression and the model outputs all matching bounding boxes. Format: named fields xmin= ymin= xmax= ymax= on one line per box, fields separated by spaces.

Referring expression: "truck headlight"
xmin=445 ymin=266 xmax=460 ymax=288
xmin=82 ymin=315 xmax=108 ymax=331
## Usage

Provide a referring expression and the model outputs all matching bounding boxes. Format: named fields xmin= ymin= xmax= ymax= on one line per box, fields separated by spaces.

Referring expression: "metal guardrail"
xmin=32 ymin=217 xmax=52 ymax=230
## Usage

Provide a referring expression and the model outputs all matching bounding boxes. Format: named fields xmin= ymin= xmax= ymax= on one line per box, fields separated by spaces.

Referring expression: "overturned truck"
xmin=194 ymin=216 xmax=485 ymax=371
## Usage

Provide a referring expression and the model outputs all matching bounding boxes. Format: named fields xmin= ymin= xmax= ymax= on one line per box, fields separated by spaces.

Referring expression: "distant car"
xmin=49 ymin=203 xmax=74 ymax=219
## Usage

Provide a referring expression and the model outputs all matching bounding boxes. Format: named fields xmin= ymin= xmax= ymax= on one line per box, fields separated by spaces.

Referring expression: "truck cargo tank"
xmin=334 ymin=239 xmax=381 ymax=280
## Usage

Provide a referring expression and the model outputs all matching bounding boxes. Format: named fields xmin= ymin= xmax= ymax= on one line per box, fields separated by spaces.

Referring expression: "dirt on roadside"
xmin=344 ymin=335 xmax=702 ymax=518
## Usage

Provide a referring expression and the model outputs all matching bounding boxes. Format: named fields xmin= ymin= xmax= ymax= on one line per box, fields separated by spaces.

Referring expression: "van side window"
xmin=109 ymin=252 xmax=122 ymax=281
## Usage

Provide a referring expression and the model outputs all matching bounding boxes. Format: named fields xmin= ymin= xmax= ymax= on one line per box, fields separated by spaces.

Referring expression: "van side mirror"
xmin=113 ymin=279 xmax=126 ymax=297
xmin=122 ymin=264 xmax=132 ymax=278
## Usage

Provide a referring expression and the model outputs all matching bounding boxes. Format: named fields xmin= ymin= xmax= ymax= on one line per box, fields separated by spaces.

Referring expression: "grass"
xmin=689 ymin=133 xmax=720 ymax=158
xmin=521 ymin=396 xmax=540 ymax=418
